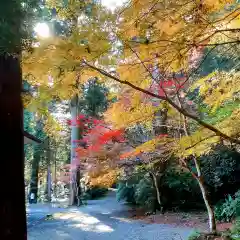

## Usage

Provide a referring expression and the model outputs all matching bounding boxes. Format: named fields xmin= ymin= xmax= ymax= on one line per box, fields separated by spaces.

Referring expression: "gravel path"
xmin=28 ymin=191 xmax=193 ymax=240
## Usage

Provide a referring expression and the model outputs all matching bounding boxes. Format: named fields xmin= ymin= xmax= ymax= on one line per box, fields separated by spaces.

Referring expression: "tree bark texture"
xmin=193 ymin=157 xmax=217 ymax=233
xmin=150 ymin=172 xmax=162 ymax=207
xmin=29 ymin=119 xmax=43 ymax=203
xmin=70 ymin=95 xmax=80 ymax=205
xmin=0 ymin=55 xmax=27 ymax=239
xmin=76 ymin=166 xmax=82 ymax=206
xmin=44 ymin=139 xmax=52 ymax=202
xmin=29 ymin=145 xmax=41 ymax=203
xmin=150 ymin=107 xmax=168 ymax=211
xmin=197 ymin=177 xmax=217 ymax=233
xmin=44 ymin=160 xmax=52 ymax=202
xmin=154 ymin=108 xmax=168 ymax=136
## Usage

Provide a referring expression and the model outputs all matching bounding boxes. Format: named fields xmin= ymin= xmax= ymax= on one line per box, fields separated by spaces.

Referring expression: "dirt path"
xmin=28 ymin=191 xmax=193 ymax=240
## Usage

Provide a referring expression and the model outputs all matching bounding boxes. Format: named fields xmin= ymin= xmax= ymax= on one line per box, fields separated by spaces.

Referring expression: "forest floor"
xmin=27 ymin=190 xmax=194 ymax=240
xmin=128 ymin=208 xmax=233 ymax=233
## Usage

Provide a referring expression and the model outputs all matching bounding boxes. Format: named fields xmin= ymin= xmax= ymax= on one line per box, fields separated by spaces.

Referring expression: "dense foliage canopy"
xmin=21 ymin=0 xmax=240 ymax=234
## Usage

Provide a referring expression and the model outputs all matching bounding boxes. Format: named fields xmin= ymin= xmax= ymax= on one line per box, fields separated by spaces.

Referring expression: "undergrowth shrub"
xmin=84 ymin=186 xmax=108 ymax=200
xmin=188 ymin=230 xmax=201 ymax=240
xmin=117 ymin=181 xmax=136 ymax=204
xmin=117 ymin=175 xmax=157 ymax=212
xmin=200 ymin=145 xmax=240 ymax=205
xmin=214 ymin=190 xmax=240 ymax=222
xmin=162 ymin=166 xmax=203 ymax=210
xmin=134 ymin=174 xmax=156 ymax=212
xmin=230 ymin=217 xmax=240 ymax=240
xmin=117 ymin=147 xmax=240 ymax=213
xmin=117 ymin=168 xmax=157 ymax=211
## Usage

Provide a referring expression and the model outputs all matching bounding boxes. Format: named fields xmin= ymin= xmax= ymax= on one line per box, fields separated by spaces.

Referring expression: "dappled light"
xmin=55 ymin=212 xmax=114 ymax=233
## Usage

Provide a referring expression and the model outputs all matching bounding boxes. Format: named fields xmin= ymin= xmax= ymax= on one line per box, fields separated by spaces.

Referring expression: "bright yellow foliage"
xmin=90 ymin=169 xmax=119 ymax=187
xmin=23 ymin=0 xmax=240 ymax=167
xmin=104 ymin=96 xmax=158 ymax=129
xmin=22 ymin=4 xmax=115 ymax=105
xmin=191 ymin=71 xmax=240 ymax=112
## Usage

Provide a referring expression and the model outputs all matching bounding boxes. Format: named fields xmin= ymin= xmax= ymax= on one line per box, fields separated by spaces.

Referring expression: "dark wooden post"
xmin=0 ymin=0 xmax=32 ymax=238
xmin=0 ymin=55 xmax=27 ymax=239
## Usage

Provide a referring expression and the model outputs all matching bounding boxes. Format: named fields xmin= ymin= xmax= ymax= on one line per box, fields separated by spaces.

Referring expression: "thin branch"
xmin=180 ymin=158 xmax=198 ymax=179
xmin=196 ymin=40 xmax=240 ymax=47
xmin=212 ymin=8 xmax=240 ymax=24
xmin=176 ymin=45 xmax=217 ymax=92
xmin=133 ymin=0 xmax=160 ymax=26
xmin=185 ymin=134 xmax=217 ymax=150
xmin=216 ymin=28 xmax=240 ymax=33
xmin=148 ymin=39 xmax=240 ymax=47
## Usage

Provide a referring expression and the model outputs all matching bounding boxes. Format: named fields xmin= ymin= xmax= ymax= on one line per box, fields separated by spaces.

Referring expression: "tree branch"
xmin=180 ymin=158 xmax=198 ymax=179
xmin=83 ymin=61 xmax=240 ymax=145
xmin=185 ymin=134 xmax=217 ymax=150
xmin=196 ymin=40 xmax=240 ymax=47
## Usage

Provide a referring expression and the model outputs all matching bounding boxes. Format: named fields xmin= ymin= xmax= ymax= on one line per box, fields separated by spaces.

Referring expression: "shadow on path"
xmin=28 ymin=190 xmax=193 ymax=240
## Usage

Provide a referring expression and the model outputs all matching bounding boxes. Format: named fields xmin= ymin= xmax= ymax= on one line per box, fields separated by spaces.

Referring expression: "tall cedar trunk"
xmin=29 ymin=119 xmax=43 ymax=203
xmin=70 ymin=95 xmax=80 ymax=205
xmin=45 ymin=138 xmax=52 ymax=202
xmin=0 ymin=56 xmax=27 ymax=239
xmin=46 ymin=165 xmax=52 ymax=202
xmin=30 ymin=145 xmax=41 ymax=203
xmin=68 ymin=12 xmax=80 ymax=206
xmin=54 ymin=150 xmax=57 ymax=198
xmin=44 ymin=149 xmax=52 ymax=202
xmin=193 ymin=157 xmax=217 ymax=233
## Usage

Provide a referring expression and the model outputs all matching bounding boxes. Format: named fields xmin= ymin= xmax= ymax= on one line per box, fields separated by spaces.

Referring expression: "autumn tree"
xmin=83 ymin=0 xmax=240 ymax=143
xmin=21 ymin=0 xmax=240 ymax=233
xmin=77 ymin=0 xmax=240 ymax=234
xmin=58 ymin=78 xmax=109 ymax=205
xmin=22 ymin=0 xmax=116 ymax=205
xmin=65 ymin=112 xmax=123 ymax=195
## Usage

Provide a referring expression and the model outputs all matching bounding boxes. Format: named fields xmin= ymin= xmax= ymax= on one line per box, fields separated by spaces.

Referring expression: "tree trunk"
xmin=154 ymin=107 xmax=168 ymax=136
xmin=86 ymin=62 xmax=240 ymax=144
xmin=29 ymin=145 xmax=41 ymax=203
xmin=29 ymin=120 xmax=43 ymax=203
xmin=54 ymin=150 xmax=57 ymax=198
xmin=150 ymin=172 xmax=163 ymax=211
xmin=69 ymin=95 xmax=80 ymax=205
xmin=76 ymin=166 xmax=82 ymax=206
xmin=0 ymin=55 xmax=27 ymax=239
xmin=197 ymin=178 xmax=216 ymax=233
xmin=45 ymin=164 xmax=52 ymax=202
xmin=193 ymin=157 xmax=217 ymax=234
xmin=150 ymin=106 xmax=168 ymax=213
xmin=44 ymin=139 xmax=52 ymax=202
xmin=47 ymin=166 xmax=52 ymax=202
